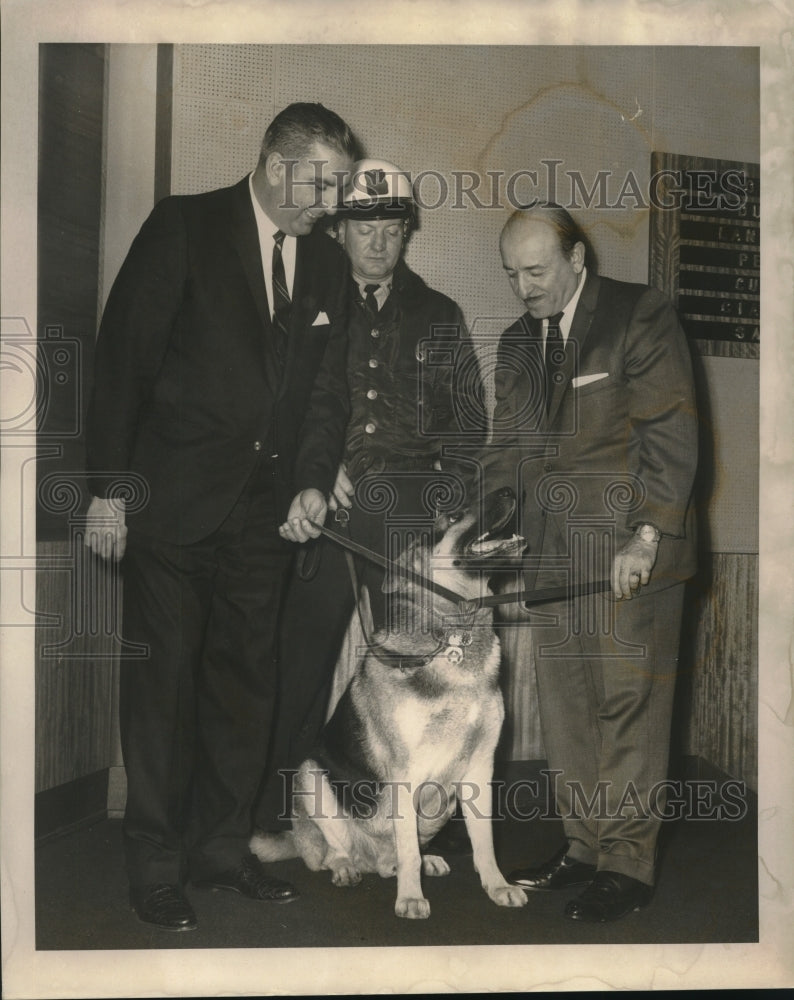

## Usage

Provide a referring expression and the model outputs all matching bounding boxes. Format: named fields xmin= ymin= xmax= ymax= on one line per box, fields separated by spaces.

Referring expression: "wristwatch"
xmin=635 ymin=523 xmax=662 ymax=544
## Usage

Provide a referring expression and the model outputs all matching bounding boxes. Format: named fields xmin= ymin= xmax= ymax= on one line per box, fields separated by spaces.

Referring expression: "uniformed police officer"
xmin=255 ymin=158 xmax=486 ymax=833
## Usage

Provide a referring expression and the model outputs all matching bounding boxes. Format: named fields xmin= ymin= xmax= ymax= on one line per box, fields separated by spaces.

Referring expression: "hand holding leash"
xmin=279 ymin=488 xmax=327 ymax=543
xmin=612 ymin=533 xmax=658 ymax=600
xmin=311 ymin=520 xmax=612 ymax=610
xmin=327 ymin=463 xmax=354 ymax=513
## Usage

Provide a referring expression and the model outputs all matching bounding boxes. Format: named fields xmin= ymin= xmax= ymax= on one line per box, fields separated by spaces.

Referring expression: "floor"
xmin=35 ymin=773 xmax=757 ymax=952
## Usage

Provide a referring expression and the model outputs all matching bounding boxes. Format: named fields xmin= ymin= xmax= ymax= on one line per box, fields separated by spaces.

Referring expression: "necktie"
xmin=363 ymin=283 xmax=380 ymax=317
xmin=272 ymin=230 xmax=291 ymax=365
xmin=544 ymin=312 xmax=565 ymax=412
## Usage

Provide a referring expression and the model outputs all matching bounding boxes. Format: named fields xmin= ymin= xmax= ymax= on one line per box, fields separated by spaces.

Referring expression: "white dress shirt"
xmin=543 ymin=266 xmax=588 ymax=351
xmin=249 ymin=172 xmax=296 ymax=319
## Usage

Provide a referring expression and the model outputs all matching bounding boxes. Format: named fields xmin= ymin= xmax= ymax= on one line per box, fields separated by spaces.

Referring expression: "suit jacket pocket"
xmin=572 ymin=371 xmax=609 ymax=389
xmin=572 ymin=372 xmax=621 ymax=397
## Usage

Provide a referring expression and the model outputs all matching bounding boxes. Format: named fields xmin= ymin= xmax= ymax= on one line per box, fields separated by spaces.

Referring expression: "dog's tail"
xmin=249 ymin=829 xmax=299 ymax=862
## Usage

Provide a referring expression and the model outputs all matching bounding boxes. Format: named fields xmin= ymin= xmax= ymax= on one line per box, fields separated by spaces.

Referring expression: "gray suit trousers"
xmin=532 ymin=582 xmax=685 ymax=885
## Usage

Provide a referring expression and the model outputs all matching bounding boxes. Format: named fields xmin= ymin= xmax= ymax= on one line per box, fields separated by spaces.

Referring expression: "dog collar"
xmin=369 ymin=628 xmax=474 ymax=672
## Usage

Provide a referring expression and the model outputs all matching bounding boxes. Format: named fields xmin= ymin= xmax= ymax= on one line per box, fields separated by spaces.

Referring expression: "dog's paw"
xmin=488 ymin=884 xmax=528 ymax=908
xmin=331 ymin=863 xmax=362 ymax=887
xmin=395 ymin=896 xmax=431 ymax=920
xmin=421 ymin=854 xmax=451 ymax=877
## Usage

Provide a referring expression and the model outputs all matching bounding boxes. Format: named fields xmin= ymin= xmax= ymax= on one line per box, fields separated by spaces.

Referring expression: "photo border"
xmin=2 ymin=1 xmax=791 ymax=995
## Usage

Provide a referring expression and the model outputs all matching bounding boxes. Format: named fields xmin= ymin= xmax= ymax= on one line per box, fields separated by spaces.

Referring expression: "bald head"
xmin=500 ymin=207 xmax=586 ymax=319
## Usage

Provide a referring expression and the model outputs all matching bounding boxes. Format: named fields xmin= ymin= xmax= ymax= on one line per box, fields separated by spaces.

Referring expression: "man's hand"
xmin=327 ymin=464 xmax=354 ymax=513
xmin=279 ymin=488 xmax=327 ymax=543
xmin=84 ymin=496 xmax=128 ymax=561
xmin=612 ymin=534 xmax=658 ymax=600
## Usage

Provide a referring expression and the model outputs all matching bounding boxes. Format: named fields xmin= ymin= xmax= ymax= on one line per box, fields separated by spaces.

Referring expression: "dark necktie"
xmin=272 ymin=230 xmax=291 ymax=365
xmin=544 ymin=312 xmax=565 ymax=412
xmin=363 ymin=283 xmax=380 ymax=317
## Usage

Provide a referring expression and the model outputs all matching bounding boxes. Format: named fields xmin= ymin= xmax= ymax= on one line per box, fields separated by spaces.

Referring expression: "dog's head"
xmin=383 ymin=487 xmax=526 ymax=604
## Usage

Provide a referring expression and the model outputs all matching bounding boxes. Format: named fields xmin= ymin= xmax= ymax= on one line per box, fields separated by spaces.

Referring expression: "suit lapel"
xmin=279 ymin=232 xmax=322 ymax=396
xmin=289 ymin=232 xmax=319 ymax=335
xmin=545 ymin=273 xmax=600 ymax=427
xmin=227 ymin=179 xmax=282 ymax=398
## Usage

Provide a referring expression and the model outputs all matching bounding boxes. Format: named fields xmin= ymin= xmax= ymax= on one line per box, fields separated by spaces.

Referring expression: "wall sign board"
xmin=649 ymin=152 xmax=760 ymax=359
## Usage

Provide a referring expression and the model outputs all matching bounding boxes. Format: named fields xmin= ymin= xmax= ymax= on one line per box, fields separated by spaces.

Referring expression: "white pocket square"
xmin=312 ymin=311 xmax=330 ymax=326
xmin=572 ymin=372 xmax=609 ymax=388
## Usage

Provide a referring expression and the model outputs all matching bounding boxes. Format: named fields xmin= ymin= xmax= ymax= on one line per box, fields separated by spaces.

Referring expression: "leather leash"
xmin=310 ymin=519 xmax=612 ymax=612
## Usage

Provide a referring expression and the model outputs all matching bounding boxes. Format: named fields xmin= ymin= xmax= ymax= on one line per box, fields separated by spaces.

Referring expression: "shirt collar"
xmin=544 ymin=266 xmax=587 ymax=343
xmin=249 ymin=171 xmax=297 ymax=307
xmin=249 ymin=171 xmax=290 ymax=243
xmin=354 ymin=275 xmax=393 ymax=295
xmin=353 ymin=273 xmax=394 ymax=311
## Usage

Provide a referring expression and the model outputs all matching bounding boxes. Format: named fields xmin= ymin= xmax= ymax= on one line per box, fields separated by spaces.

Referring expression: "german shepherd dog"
xmin=251 ymin=487 xmax=528 ymax=919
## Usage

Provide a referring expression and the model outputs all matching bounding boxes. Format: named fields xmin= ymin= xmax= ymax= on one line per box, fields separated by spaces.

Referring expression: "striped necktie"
xmin=544 ymin=311 xmax=565 ymax=412
xmin=272 ymin=230 xmax=291 ymax=365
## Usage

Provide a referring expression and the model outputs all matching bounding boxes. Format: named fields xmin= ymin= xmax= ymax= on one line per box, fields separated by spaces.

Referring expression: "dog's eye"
xmin=447 ymin=513 xmax=462 ymax=524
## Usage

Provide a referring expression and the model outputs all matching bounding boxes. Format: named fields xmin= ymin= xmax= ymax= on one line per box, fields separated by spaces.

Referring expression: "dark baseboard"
xmin=35 ymin=769 xmax=109 ymax=844
xmin=671 ymin=754 xmax=758 ymax=811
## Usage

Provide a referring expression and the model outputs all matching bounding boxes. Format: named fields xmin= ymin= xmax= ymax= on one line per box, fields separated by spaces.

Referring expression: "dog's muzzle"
xmin=447 ymin=487 xmax=526 ymax=565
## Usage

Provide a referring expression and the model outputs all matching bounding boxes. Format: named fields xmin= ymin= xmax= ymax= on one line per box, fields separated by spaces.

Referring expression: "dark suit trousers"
xmin=532 ymin=582 xmax=685 ymax=886
xmin=254 ymin=532 xmax=357 ymax=831
xmin=119 ymin=459 xmax=293 ymax=887
xmin=254 ymin=498 xmax=397 ymax=832
xmin=254 ymin=472 xmax=436 ymax=831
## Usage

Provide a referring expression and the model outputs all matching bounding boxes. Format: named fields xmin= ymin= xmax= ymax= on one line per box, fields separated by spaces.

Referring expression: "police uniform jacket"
xmin=343 ymin=258 xmax=483 ymax=486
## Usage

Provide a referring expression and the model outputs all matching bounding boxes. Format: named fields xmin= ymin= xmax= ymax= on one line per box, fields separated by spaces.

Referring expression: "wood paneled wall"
xmin=676 ymin=552 xmax=758 ymax=788
xmin=37 ymin=43 xmax=105 ymax=542
xmin=496 ymin=553 xmax=758 ymax=790
xmin=35 ymin=542 xmax=120 ymax=792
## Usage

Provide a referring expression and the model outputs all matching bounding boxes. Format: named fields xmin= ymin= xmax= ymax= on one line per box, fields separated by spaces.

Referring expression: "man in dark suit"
xmin=482 ymin=204 xmax=698 ymax=922
xmin=84 ymin=103 xmax=356 ymax=931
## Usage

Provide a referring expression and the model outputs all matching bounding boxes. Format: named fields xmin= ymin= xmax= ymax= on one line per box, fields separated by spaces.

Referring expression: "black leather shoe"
xmin=508 ymin=844 xmax=596 ymax=892
xmin=564 ymin=870 xmax=653 ymax=922
xmin=195 ymin=854 xmax=299 ymax=902
xmin=130 ymin=883 xmax=197 ymax=931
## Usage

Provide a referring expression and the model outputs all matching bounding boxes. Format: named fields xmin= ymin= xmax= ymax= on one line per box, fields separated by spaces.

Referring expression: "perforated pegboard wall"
xmin=171 ymin=45 xmax=758 ymax=328
xmin=169 ymin=45 xmax=759 ymax=553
